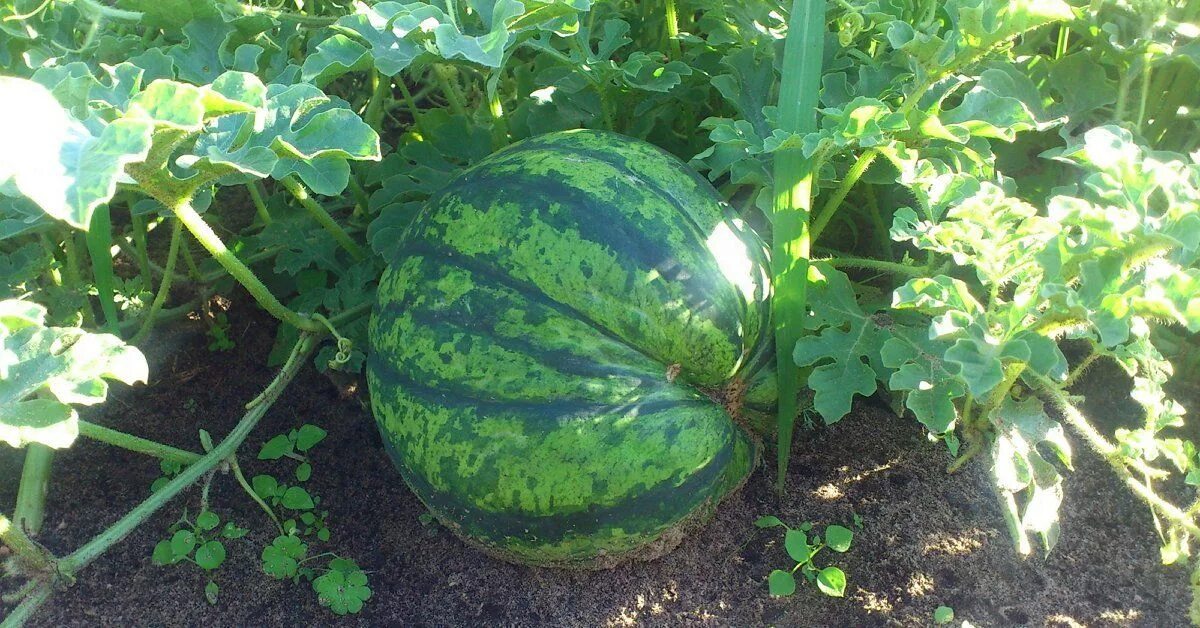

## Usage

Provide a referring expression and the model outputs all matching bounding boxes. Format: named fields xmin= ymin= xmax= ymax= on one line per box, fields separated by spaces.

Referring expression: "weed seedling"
xmin=756 ymin=515 xmax=854 ymax=598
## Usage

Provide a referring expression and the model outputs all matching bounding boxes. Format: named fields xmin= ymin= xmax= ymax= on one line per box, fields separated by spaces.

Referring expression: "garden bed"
xmin=1 ymin=302 xmax=1186 ymax=626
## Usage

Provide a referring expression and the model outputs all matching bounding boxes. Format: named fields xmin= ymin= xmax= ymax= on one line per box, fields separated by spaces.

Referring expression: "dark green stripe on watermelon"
xmin=369 ymin=129 xmax=770 ymax=566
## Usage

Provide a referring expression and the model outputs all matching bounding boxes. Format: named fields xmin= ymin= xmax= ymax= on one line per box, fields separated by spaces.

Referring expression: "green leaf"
xmin=258 ymin=434 xmax=293 ymax=460
xmin=1 ymin=309 xmax=148 ymax=449
xmin=816 ymin=566 xmax=847 ymax=597
xmin=940 ymin=67 xmax=1058 ymax=141
xmin=824 ymin=525 xmax=853 ymax=552
xmin=195 ymin=540 xmax=227 ymax=571
xmin=784 ymin=529 xmax=810 ymax=563
xmin=792 ymin=265 xmax=890 ymax=423
xmin=881 ymin=333 xmax=964 ymax=433
xmin=620 ymin=52 xmax=692 ymax=93
xmin=196 ymin=510 xmax=220 ymax=531
xmin=152 ymin=540 xmax=175 ymax=565
xmin=261 ymin=535 xmax=307 ymax=579
xmin=0 ymin=78 xmax=153 ymax=230
xmin=754 ymin=515 xmax=786 ymax=528
xmin=943 ymin=331 xmax=1029 ymax=397
xmin=294 ymin=424 xmax=327 ymax=452
xmin=768 ymin=569 xmax=797 ymax=597
xmin=952 ymin=0 xmax=1074 ymax=54
xmin=296 ymin=463 xmax=313 ymax=482
xmin=281 ymin=486 xmax=315 ymax=510
xmin=251 ymin=474 xmax=280 ymax=498
xmin=117 ymin=0 xmax=218 ymax=30
xmin=313 ymin=558 xmax=371 ymax=615
xmin=205 ymin=581 xmax=219 ymax=605
xmin=169 ymin=529 xmax=197 ymax=558
xmin=990 ymin=396 xmax=1071 ymax=556
xmin=934 ymin=606 xmax=955 ymax=624
xmin=222 ymin=522 xmax=249 ymax=539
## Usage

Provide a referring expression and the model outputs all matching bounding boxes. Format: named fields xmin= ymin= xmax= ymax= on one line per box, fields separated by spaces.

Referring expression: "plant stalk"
xmin=0 ymin=514 xmax=56 ymax=575
xmin=246 ymin=182 xmax=271 ymax=225
xmin=13 ymin=445 xmax=54 ymax=536
xmin=170 ymin=201 xmax=323 ymax=332
xmin=663 ymin=0 xmax=682 ymax=59
xmin=78 ymin=420 xmax=202 ymax=466
xmin=279 ymin=177 xmax=366 ymax=261
xmin=60 ymin=334 xmax=318 ymax=573
xmin=131 ymin=218 xmax=183 ymax=344
xmin=810 ymin=150 xmax=877 ymax=243
xmin=86 ymin=204 xmax=121 ymax=334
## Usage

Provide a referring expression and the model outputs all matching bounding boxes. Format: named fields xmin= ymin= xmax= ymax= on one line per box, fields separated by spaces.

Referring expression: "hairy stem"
xmin=279 ymin=177 xmax=366 ymax=261
xmin=432 ymin=65 xmax=469 ymax=119
xmin=663 ymin=0 xmax=682 ymax=59
xmin=78 ymin=420 xmax=202 ymax=466
xmin=0 ymin=583 xmax=53 ymax=628
xmin=171 ymin=201 xmax=323 ymax=332
xmin=87 ymin=205 xmax=120 ymax=335
xmin=132 ymin=218 xmax=183 ymax=344
xmin=0 ymin=514 xmax=56 ymax=575
xmin=364 ymin=71 xmax=390 ymax=132
xmin=821 ymin=254 xmax=926 ymax=276
xmin=810 ymin=150 xmax=878 ymax=243
xmin=60 ymin=334 xmax=318 ymax=573
xmin=1038 ymin=380 xmax=1200 ymax=537
xmin=246 ymin=183 xmax=271 ymax=225
xmin=13 ymin=445 xmax=54 ymax=536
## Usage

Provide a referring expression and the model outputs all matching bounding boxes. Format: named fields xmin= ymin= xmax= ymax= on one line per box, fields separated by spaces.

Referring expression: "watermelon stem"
xmin=171 ymin=201 xmax=326 ymax=333
xmin=58 ymin=334 xmax=319 ymax=575
xmin=771 ymin=0 xmax=826 ymax=493
xmin=130 ymin=218 xmax=184 ymax=344
xmin=280 ymin=176 xmax=367 ymax=261
xmin=663 ymin=0 xmax=683 ymax=60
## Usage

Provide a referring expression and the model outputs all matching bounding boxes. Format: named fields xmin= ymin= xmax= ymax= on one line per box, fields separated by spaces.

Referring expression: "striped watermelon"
xmin=368 ymin=130 xmax=772 ymax=566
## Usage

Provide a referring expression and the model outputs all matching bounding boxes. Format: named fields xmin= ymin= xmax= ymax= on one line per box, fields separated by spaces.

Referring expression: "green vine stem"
xmin=246 ymin=182 xmax=271 ymax=225
xmin=821 ymin=254 xmax=926 ymax=276
xmin=72 ymin=0 xmax=142 ymax=22
xmin=0 ymin=582 xmax=53 ymax=628
xmin=229 ymin=458 xmax=283 ymax=531
xmin=432 ymin=65 xmax=469 ymax=119
xmin=131 ymin=218 xmax=183 ymax=344
xmin=279 ymin=177 xmax=367 ymax=262
xmin=663 ymin=0 xmax=682 ymax=59
xmin=488 ymin=88 xmax=510 ymax=150
xmin=810 ymin=150 xmax=877 ymax=243
xmin=395 ymin=79 xmax=429 ymax=137
xmin=0 ymin=514 xmax=55 ymax=575
xmin=346 ymin=175 xmax=371 ymax=217
xmin=63 ymin=234 xmax=96 ymax=327
xmin=86 ymin=204 xmax=120 ymax=334
xmin=128 ymin=212 xmax=153 ymax=281
xmin=77 ymin=420 xmax=202 ymax=466
xmin=170 ymin=201 xmax=324 ymax=333
xmin=364 ymin=71 xmax=390 ymax=133
xmin=1035 ymin=378 xmax=1200 ymax=538
xmin=59 ymin=333 xmax=318 ymax=574
xmin=771 ymin=0 xmax=826 ymax=492
xmin=13 ymin=444 xmax=54 ymax=536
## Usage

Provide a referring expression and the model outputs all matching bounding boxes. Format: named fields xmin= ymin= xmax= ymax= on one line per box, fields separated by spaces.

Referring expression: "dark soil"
xmin=1 ymin=304 xmax=1189 ymax=626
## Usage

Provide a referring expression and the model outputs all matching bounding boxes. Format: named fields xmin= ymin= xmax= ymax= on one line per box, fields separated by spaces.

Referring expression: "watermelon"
xmin=368 ymin=130 xmax=772 ymax=567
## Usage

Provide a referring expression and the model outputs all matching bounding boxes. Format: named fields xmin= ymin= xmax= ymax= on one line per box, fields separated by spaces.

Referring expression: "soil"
xmin=0 ymin=303 xmax=1190 ymax=627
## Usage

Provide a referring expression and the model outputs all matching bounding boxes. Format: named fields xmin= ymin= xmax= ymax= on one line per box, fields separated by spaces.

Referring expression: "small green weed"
xmin=756 ymin=515 xmax=855 ymax=598
xmin=150 ymin=423 xmax=368 ymax=615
